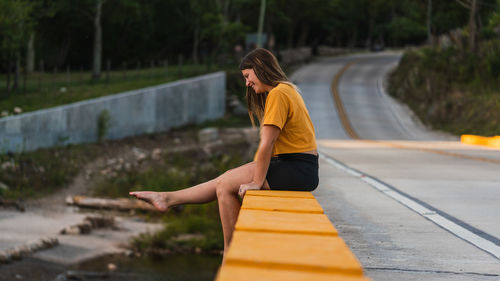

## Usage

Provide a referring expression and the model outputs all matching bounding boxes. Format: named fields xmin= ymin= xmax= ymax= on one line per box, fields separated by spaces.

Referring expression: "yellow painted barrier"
xmin=461 ymin=135 xmax=500 ymax=149
xmin=246 ymin=189 xmax=315 ymax=198
xmin=236 ymin=209 xmax=338 ymax=236
xmin=241 ymin=195 xmax=324 ymax=213
xmin=217 ymin=265 xmax=371 ymax=281
xmin=215 ymin=190 xmax=372 ymax=281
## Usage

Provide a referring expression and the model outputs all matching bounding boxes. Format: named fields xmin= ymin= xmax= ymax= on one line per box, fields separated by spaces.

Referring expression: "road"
xmin=291 ymin=52 xmax=500 ymax=280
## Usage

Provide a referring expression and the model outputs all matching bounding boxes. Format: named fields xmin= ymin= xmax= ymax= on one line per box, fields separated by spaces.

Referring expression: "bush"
xmin=388 ymin=40 xmax=500 ymax=136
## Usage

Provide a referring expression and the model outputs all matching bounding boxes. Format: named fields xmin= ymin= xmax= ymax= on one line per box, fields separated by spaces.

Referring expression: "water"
xmin=0 ymin=254 xmax=222 ymax=281
xmin=72 ymin=254 xmax=223 ymax=281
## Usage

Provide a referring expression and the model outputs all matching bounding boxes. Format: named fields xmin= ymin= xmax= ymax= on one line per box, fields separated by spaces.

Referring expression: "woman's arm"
xmin=238 ymin=125 xmax=280 ymax=197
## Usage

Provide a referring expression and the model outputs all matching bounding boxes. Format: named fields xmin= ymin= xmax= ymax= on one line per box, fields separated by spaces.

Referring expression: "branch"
xmin=456 ymin=0 xmax=472 ymax=9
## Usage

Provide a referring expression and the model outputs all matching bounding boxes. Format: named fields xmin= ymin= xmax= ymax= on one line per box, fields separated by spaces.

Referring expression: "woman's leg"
xmin=214 ymin=162 xmax=256 ymax=252
xmin=130 ymin=161 xmax=268 ymax=251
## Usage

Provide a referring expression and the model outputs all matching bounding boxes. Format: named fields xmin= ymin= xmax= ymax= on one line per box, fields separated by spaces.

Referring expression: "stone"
xmin=132 ymin=147 xmax=147 ymax=161
xmin=227 ymin=95 xmax=248 ymax=116
xmin=0 ymin=182 xmax=9 ymax=191
xmin=1 ymin=161 xmax=15 ymax=171
xmin=152 ymin=148 xmax=162 ymax=160
xmin=61 ymin=225 xmax=81 ymax=235
xmin=198 ymin=127 xmax=219 ymax=144
xmin=107 ymin=158 xmax=117 ymax=166
xmin=107 ymin=263 xmax=117 ymax=271
xmin=13 ymin=107 xmax=22 ymax=114
xmin=0 ymin=252 xmax=11 ymax=263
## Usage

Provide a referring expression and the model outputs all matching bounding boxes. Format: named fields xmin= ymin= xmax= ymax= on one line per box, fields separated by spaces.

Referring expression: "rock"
xmin=227 ymin=95 xmax=248 ymax=116
xmin=0 ymin=182 xmax=9 ymax=191
xmin=1 ymin=110 xmax=8 ymax=117
xmin=114 ymin=164 xmax=123 ymax=171
xmin=40 ymin=237 xmax=59 ymax=248
xmin=0 ymin=252 xmax=11 ymax=263
xmin=124 ymin=162 xmax=132 ymax=171
xmin=172 ymin=233 xmax=205 ymax=242
xmin=1 ymin=161 xmax=15 ymax=171
xmin=439 ymin=34 xmax=452 ymax=49
xmin=14 ymin=274 xmax=22 ymax=280
xmin=152 ymin=148 xmax=162 ymax=160
xmin=107 ymin=158 xmax=117 ymax=166
xmin=8 ymin=248 xmax=22 ymax=260
xmin=132 ymin=147 xmax=147 ymax=161
xmin=84 ymin=216 xmax=115 ymax=228
xmin=61 ymin=225 xmax=81 ymax=235
xmin=242 ymin=127 xmax=259 ymax=142
xmin=78 ymin=221 xmax=93 ymax=234
xmin=53 ymin=273 xmax=67 ymax=281
xmin=13 ymin=107 xmax=22 ymax=114
xmin=107 ymin=263 xmax=117 ymax=271
xmin=59 ymin=87 xmax=67 ymax=93
xmin=198 ymin=127 xmax=219 ymax=144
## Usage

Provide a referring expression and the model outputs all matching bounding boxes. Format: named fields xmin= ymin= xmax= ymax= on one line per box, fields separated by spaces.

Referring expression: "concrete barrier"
xmin=0 ymin=72 xmax=226 ymax=153
xmin=461 ymin=134 xmax=500 ymax=149
xmin=216 ymin=190 xmax=371 ymax=281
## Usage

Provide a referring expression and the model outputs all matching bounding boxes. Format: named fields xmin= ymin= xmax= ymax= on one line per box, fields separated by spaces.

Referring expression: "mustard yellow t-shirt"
xmin=261 ymin=83 xmax=317 ymax=156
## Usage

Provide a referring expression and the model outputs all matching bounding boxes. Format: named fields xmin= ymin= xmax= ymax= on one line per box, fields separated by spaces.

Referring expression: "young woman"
xmin=130 ymin=48 xmax=318 ymax=255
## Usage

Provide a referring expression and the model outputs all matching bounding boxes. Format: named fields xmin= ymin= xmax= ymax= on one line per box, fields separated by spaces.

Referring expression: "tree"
xmin=457 ymin=0 xmax=479 ymax=52
xmin=0 ymin=0 xmax=35 ymax=94
xmin=25 ymin=0 xmax=57 ymax=74
xmin=92 ymin=0 xmax=103 ymax=80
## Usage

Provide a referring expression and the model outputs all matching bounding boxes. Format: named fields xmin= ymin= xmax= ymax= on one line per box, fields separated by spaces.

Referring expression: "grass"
xmin=0 ymin=142 xmax=101 ymax=199
xmin=93 ymin=139 xmax=250 ymax=255
xmin=131 ymin=205 xmax=224 ymax=255
xmin=0 ymin=63 xmax=237 ymax=115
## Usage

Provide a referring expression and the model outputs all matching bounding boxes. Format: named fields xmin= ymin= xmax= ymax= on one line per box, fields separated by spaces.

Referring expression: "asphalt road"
xmin=291 ymin=52 xmax=500 ymax=281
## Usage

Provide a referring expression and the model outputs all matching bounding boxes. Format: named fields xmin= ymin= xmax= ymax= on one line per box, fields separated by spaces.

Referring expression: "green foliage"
xmin=93 ymin=147 xmax=246 ymax=198
xmin=0 ymin=64 xmax=220 ymax=114
xmin=0 ymin=143 xmax=100 ymax=200
xmin=386 ymin=17 xmax=427 ymax=45
xmin=97 ymin=109 xmax=111 ymax=142
xmin=131 ymin=207 xmax=224 ymax=254
xmin=0 ymin=0 xmax=35 ymax=53
xmin=388 ymin=40 xmax=500 ymax=136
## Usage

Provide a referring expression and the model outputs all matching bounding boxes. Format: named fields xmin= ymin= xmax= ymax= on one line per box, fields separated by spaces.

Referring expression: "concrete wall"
xmin=0 ymin=72 xmax=226 ymax=153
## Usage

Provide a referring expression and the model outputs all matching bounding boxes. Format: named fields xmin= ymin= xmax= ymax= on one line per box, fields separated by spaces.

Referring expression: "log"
xmin=68 ymin=195 xmax=156 ymax=211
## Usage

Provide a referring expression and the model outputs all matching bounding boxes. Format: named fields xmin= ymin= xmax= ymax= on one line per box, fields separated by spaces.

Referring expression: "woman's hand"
xmin=239 ymin=182 xmax=261 ymax=198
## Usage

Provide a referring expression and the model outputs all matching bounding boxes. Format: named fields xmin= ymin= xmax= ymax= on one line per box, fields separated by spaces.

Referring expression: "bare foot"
xmin=129 ymin=191 xmax=169 ymax=212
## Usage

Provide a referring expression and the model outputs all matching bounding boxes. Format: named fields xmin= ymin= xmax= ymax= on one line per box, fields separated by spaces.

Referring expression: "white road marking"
xmin=320 ymin=151 xmax=500 ymax=260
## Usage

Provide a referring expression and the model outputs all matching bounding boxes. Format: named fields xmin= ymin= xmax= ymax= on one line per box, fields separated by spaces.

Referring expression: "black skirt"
xmin=266 ymin=153 xmax=319 ymax=191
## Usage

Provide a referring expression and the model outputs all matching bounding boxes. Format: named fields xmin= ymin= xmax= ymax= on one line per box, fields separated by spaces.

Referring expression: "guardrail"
xmin=216 ymin=190 xmax=371 ymax=281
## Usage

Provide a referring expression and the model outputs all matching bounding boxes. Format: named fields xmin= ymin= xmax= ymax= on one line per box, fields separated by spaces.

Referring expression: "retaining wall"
xmin=0 ymin=72 xmax=226 ymax=153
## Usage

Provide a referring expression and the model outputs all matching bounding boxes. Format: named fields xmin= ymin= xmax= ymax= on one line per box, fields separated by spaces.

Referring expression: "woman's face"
xmin=242 ymin=68 xmax=266 ymax=94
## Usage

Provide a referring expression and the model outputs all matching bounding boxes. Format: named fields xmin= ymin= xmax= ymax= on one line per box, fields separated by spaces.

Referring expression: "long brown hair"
xmin=239 ymin=48 xmax=289 ymax=127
